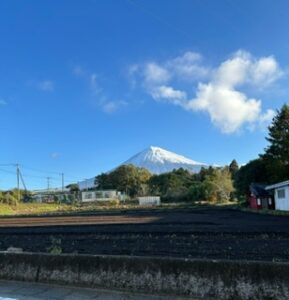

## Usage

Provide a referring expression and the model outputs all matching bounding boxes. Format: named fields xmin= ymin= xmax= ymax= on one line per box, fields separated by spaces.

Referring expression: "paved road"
xmin=0 ymin=280 xmax=183 ymax=300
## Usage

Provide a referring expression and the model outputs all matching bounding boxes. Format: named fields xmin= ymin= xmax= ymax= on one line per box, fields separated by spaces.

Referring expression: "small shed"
xmin=248 ymin=183 xmax=274 ymax=210
xmin=266 ymin=180 xmax=289 ymax=211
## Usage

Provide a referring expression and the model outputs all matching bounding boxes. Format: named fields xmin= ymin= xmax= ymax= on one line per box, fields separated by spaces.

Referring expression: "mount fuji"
xmin=122 ymin=146 xmax=207 ymax=174
xmin=78 ymin=146 xmax=208 ymax=190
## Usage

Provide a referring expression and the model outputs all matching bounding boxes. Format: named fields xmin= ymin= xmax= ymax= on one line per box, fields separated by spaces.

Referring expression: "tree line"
xmin=96 ymin=104 xmax=289 ymax=203
xmin=95 ymin=162 xmax=237 ymax=203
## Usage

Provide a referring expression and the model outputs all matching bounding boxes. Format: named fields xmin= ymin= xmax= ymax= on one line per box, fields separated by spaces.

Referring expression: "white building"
xmin=81 ymin=190 xmax=120 ymax=202
xmin=138 ymin=196 xmax=161 ymax=206
xmin=266 ymin=180 xmax=289 ymax=211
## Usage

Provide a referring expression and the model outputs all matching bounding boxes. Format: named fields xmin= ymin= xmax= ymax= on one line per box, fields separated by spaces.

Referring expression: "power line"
xmin=47 ymin=177 xmax=51 ymax=191
xmin=21 ymin=165 xmax=60 ymax=175
xmin=19 ymin=166 xmax=27 ymax=191
xmin=21 ymin=165 xmax=81 ymax=181
xmin=0 ymin=168 xmax=15 ymax=175
xmin=0 ymin=163 xmax=83 ymax=190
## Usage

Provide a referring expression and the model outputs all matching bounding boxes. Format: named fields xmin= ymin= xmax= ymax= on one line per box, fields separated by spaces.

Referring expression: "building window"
xmin=277 ymin=189 xmax=286 ymax=199
xmin=95 ymin=192 xmax=103 ymax=198
xmin=86 ymin=192 xmax=92 ymax=199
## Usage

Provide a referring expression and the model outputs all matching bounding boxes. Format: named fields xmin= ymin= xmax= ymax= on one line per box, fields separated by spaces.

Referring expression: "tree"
xmin=95 ymin=165 xmax=152 ymax=198
xmin=66 ymin=184 xmax=79 ymax=192
xmin=197 ymin=166 xmax=215 ymax=182
xmin=203 ymin=168 xmax=234 ymax=202
xmin=187 ymin=181 xmax=207 ymax=202
xmin=229 ymin=159 xmax=239 ymax=179
xmin=262 ymin=104 xmax=289 ymax=183
xmin=234 ymin=158 xmax=267 ymax=196
xmin=149 ymin=168 xmax=195 ymax=201
xmin=0 ymin=191 xmax=18 ymax=205
xmin=95 ymin=173 xmax=115 ymax=190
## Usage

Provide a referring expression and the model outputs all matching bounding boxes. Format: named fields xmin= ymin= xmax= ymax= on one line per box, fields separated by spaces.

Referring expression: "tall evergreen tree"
xmin=229 ymin=159 xmax=239 ymax=178
xmin=262 ymin=104 xmax=289 ymax=182
xmin=234 ymin=158 xmax=267 ymax=196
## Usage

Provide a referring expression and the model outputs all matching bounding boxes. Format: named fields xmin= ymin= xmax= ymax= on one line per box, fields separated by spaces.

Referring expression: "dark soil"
xmin=1 ymin=208 xmax=289 ymax=261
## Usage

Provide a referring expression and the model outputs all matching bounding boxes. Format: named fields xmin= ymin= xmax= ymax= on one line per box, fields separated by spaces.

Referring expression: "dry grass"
xmin=0 ymin=200 xmax=238 ymax=217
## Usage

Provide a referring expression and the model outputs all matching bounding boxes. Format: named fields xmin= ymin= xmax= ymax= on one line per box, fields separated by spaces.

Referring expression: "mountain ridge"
xmin=122 ymin=146 xmax=207 ymax=174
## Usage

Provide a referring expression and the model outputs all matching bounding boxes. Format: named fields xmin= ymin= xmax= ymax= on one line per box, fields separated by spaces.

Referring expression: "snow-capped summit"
xmin=122 ymin=146 xmax=207 ymax=174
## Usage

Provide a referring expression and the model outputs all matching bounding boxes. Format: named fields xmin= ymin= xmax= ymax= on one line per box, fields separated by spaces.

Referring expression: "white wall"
xmin=138 ymin=196 xmax=161 ymax=206
xmin=275 ymin=186 xmax=289 ymax=211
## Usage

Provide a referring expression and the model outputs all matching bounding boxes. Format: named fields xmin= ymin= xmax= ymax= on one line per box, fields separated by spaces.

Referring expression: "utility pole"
xmin=16 ymin=163 xmax=20 ymax=202
xmin=61 ymin=173 xmax=64 ymax=192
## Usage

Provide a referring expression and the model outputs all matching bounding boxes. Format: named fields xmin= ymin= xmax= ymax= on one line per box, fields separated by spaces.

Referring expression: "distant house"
xmin=266 ymin=180 xmax=289 ymax=211
xmin=32 ymin=188 xmax=71 ymax=203
xmin=81 ymin=190 xmax=122 ymax=202
xmin=248 ymin=183 xmax=274 ymax=210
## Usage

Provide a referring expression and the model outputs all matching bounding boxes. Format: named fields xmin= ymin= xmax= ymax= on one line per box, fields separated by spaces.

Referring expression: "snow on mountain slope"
xmin=122 ymin=146 xmax=207 ymax=174
xmin=78 ymin=146 xmax=209 ymax=190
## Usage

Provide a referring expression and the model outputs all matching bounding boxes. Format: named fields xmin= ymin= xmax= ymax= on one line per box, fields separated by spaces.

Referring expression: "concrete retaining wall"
xmin=0 ymin=252 xmax=288 ymax=299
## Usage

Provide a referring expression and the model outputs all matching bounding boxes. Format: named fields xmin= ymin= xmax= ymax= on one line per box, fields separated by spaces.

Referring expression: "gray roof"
xmin=266 ymin=180 xmax=289 ymax=190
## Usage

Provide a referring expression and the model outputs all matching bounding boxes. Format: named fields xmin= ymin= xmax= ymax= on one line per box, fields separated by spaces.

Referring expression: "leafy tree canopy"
xmin=95 ymin=164 xmax=152 ymax=197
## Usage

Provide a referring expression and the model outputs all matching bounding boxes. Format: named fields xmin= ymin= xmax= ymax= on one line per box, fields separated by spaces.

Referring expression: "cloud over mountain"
xmin=130 ymin=50 xmax=283 ymax=133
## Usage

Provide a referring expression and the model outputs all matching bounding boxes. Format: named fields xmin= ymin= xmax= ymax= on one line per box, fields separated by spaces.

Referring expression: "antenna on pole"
xmin=61 ymin=173 xmax=64 ymax=192
xmin=16 ymin=163 xmax=20 ymax=202
xmin=19 ymin=169 xmax=27 ymax=191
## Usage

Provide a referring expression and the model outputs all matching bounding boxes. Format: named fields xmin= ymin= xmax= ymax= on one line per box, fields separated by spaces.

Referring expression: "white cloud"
xmin=101 ymin=100 xmax=128 ymax=113
xmin=166 ymin=51 xmax=210 ymax=79
xmin=128 ymin=64 xmax=139 ymax=77
xmin=131 ymin=50 xmax=282 ymax=134
xmin=72 ymin=66 xmax=86 ymax=76
xmin=214 ymin=51 xmax=251 ymax=87
xmin=90 ymin=73 xmax=101 ymax=94
xmin=38 ymin=80 xmax=54 ymax=92
xmin=144 ymin=63 xmax=170 ymax=84
xmin=214 ymin=51 xmax=282 ymax=88
xmin=151 ymin=85 xmax=187 ymax=106
xmin=73 ymin=65 xmax=127 ymax=114
xmin=50 ymin=152 xmax=61 ymax=159
xmin=185 ymin=51 xmax=281 ymax=133
xmin=251 ymin=56 xmax=282 ymax=86
xmin=187 ymin=83 xmax=262 ymax=133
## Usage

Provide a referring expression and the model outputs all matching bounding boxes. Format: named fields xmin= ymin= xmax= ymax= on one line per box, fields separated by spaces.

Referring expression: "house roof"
xmin=266 ymin=180 xmax=289 ymax=190
xmin=250 ymin=183 xmax=271 ymax=197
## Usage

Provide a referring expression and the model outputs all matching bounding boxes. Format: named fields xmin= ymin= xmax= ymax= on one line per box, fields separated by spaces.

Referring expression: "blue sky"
xmin=1 ymin=0 xmax=289 ymax=189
